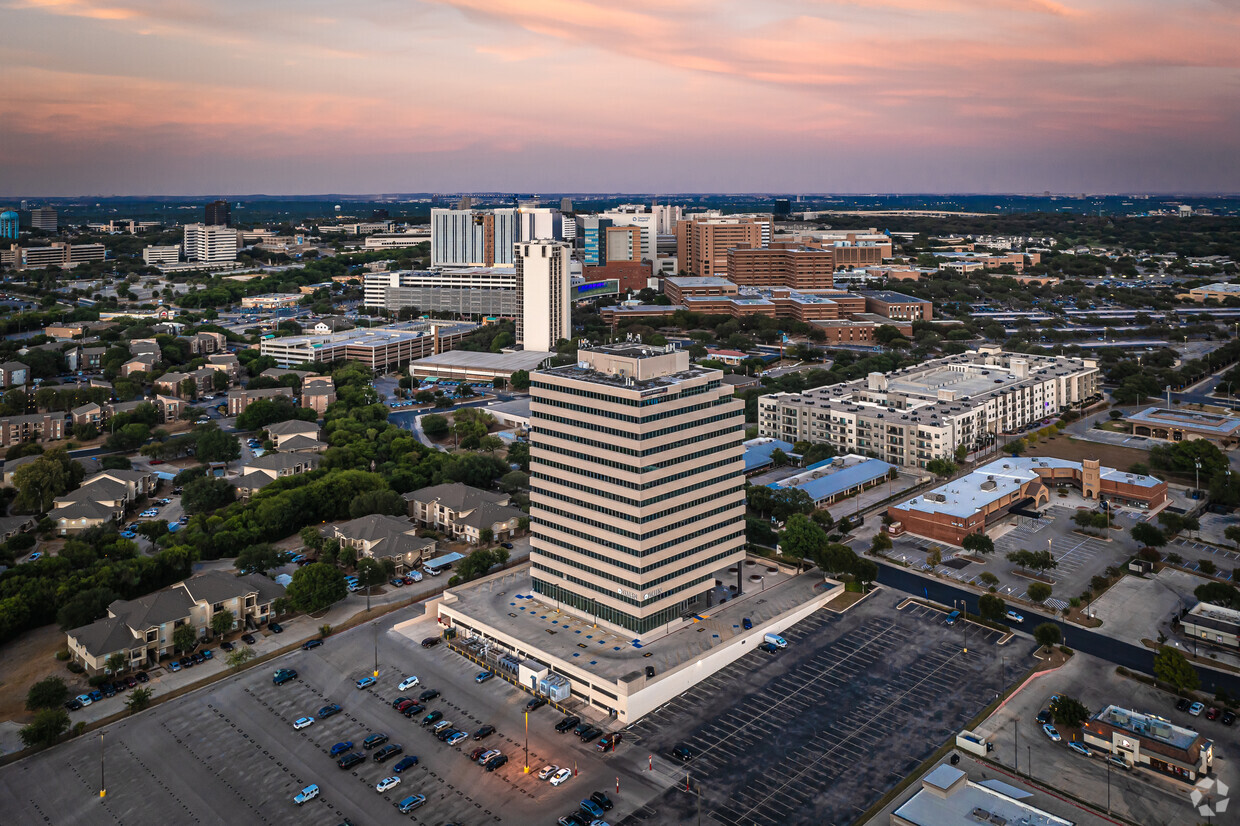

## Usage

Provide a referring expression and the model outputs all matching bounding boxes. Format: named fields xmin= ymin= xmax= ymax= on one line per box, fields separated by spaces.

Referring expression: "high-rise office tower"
xmin=528 ymin=343 xmax=745 ymax=633
xmin=431 ymin=207 xmax=517 ymax=267
xmin=580 ymin=216 xmax=613 ymax=266
xmin=675 ymin=216 xmax=766 ymax=277
xmin=29 ymin=207 xmax=57 ymax=232
xmin=205 ymin=200 xmax=231 ymax=227
xmin=183 ymin=223 xmax=238 ymax=262
xmin=559 ymin=197 xmax=573 ymax=213
xmin=514 ymin=241 xmax=570 ymax=353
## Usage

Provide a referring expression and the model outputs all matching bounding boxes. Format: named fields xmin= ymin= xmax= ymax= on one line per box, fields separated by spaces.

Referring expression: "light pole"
xmin=99 ymin=731 xmax=106 ymax=799
xmin=524 ymin=711 xmax=530 ymax=773
xmin=373 ymin=624 xmax=378 ymax=679
xmin=1196 ymin=461 xmax=1202 ymax=497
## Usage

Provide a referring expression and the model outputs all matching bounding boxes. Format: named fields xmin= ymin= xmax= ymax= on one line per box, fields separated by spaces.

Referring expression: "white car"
xmin=1042 ymin=724 xmax=1061 ymax=742
xmin=538 ymin=764 xmax=559 ymax=780
xmin=375 ymin=776 xmax=401 ymax=793
xmin=76 ymin=693 xmax=93 ymax=707
xmin=293 ymin=716 xmax=315 ymax=730
xmin=1190 ymin=702 xmax=1206 ymax=716
xmin=447 ymin=731 xmax=468 ymax=746
xmin=398 ymin=675 xmax=420 ymax=691
xmin=550 ymin=768 xmax=572 ymax=786
xmin=1004 ymin=610 xmax=1024 ymax=624
xmin=294 ymin=784 xmax=319 ymax=805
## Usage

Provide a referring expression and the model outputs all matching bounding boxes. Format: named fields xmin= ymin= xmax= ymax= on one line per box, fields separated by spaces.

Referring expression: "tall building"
xmin=675 ymin=216 xmax=765 ymax=277
xmin=528 ymin=342 xmax=745 ymax=633
xmin=726 ymin=245 xmax=836 ymax=290
xmin=431 ymin=207 xmax=517 ymax=267
xmin=183 ymin=223 xmax=238 ymax=263
xmin=364 ymin=268 xmax=518 ymax=317
xmin=205 ymin=200 xmax=231 ymax=227
xmin=559 ymin=197 xmax=573 ymax=213
xmin=600 ymin=210 xmax=657 ymax=261
xmin=517 ymin=207 xmax=563 ymax=244
xmin=514 ymin=241 xmax=570 ymax=353
xmin=0 ymin=211 xmax=17 ymax=241
xmin=29 ymin=207 xmax=57 ymax=232
xmin=580 ymin=216 xmax=613 ymax=266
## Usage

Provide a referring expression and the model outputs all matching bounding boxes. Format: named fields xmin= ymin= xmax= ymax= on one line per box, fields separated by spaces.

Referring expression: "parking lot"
xmin=0 ymin=609 xmax=667 ymax=825
xmin=618 ymin=595 xmax=1031 ymax=826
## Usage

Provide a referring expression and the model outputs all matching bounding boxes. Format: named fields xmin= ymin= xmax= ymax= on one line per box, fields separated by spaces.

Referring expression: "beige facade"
xmin=528 ymin=343 xmax=745 ymax=634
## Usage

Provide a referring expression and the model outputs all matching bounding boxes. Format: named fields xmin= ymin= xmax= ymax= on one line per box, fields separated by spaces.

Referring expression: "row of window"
xmin=533 ymin=515 xmax=742 ymax=560
xmin=532 ymin=395 xmax=729 ymax=425
xmin=531 ymin=484 xmax=745 ymax=526
xmin=530 ymin=470 xmax=742 ymax=510
xmin=532 ymin=456 xmax=739 ymax=493
xmin=533 ymin=543 xmax=741 ymax=591
xmin=533 ymin=410 xmax=739 ymax=442
xmin=530 ymin=379 xmax=720 ymax=408
xmin=533 ymin=499 xmax=741 ymax=542
xmin=530 ymin=579 xmax=698 ymax=634
xmin=531 ymin=424 xmax=740 ymax=459
xmin=531 ymin=563 xmax=710 ymax=608
xmin=533 ymin=439 xmax=739 ymax=477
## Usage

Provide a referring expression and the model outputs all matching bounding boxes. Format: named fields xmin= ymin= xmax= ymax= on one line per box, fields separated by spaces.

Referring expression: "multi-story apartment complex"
xmin=759 ymin=348 xmax=1100 ymax=468
xmin=726 ymin=244 xmax=837 ymax=290
xmin=363 ymin=268 xmax=518 ymax=317
xmin=675 ymin=216 xmax=766 ymax=278
xmin=183 ymin=223 xmax=238 ymax=263
xmin=528 ymin=342 xmax=745 ymax=633
xmin=514 ymin=241 xmax=570 ymax=353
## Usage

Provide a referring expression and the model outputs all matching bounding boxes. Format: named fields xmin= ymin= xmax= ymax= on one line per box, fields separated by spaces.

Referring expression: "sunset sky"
xmin=3 ymin=0 xmax=1238 ymax=195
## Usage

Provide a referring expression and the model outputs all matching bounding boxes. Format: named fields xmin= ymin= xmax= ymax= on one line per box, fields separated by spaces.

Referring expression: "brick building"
xmin=726 ymin=245 xmax=836 ymax=290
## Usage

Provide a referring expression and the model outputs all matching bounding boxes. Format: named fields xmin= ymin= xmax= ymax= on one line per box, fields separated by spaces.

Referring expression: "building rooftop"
xmin=857 ymin=290 xmax=930 ymax=304
xmin=768 ymin=455 xmax=894 ymax=504
xmin=664 ymin=276 xmax=735 ymax=288
xmin=743 ymin=437 xmax=795 ymax=473
xmin=409 ymin=349 xmax=552 ymax=372
xmin=894 ymin=765 xmax=1073 ymax=826
xmin=1127 ymin=407 xmax=1240 ymax=436
xmin=1087 ymin=705 xmax=1203 ymax=754
xmin=1193 ymin=282 xmax=1240 ymax=294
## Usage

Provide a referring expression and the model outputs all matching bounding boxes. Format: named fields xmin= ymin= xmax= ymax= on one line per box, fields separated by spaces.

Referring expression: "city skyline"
xmin=4 ymin=1 xmax=1238 ymax=196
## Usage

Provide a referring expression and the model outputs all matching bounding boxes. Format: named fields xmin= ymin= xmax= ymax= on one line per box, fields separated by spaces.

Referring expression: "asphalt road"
xmin=876 ymin=563 xmax=1240 ymax=697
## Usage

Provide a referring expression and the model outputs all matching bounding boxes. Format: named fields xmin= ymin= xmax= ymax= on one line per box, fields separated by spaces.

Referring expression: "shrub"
xmin=66 ymin=662 xmax=84 ymax=674
xmin=1059 ymin=646 xmax=1074 ymax=656
xmin=54 ymin=649 xmax=70 ymax=661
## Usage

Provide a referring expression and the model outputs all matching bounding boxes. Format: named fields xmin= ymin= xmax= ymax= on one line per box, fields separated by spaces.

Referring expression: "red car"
xmin=1207 ymin=707 xmax=1221 ymax=720
xmin=149 ymin=459 xmax=164 ymax=465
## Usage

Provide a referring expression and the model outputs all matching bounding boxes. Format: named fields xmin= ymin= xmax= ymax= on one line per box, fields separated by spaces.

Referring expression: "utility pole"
xmin=524 ymin=711 xmax=530 ymax=774
xmin=99 ymin=731 xmax=106 ymax=799
xmin=372 ymin=624 xmax=378 ymax=679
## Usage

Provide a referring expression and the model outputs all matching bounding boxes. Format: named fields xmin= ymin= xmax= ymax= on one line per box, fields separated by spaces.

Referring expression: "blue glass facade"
xmin=0 ymin=211 xmax=18 ymax=241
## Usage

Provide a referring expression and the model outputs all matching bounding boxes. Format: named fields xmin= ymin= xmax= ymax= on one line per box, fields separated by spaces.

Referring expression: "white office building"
xmin=517 ymin=207 xmax=563 ymax=245
xmin=515 ymin=241 xmax=570 ymax=353
xmin=364 ymin=268 xmax=518 ymax=317
xmin=600 ymin=210 xmax=658 ymax=261
xmin=142 ymin=245 xmax=181 ymax=265
xmin=183 ymin=223 xmax=238 ymax=263
xmin=431 ymin=208 xmax=517 ymax=267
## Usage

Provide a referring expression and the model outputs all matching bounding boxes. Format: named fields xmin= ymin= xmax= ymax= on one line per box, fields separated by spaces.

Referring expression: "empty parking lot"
xmin=619 ymin=595 xmax=1032 ymax=826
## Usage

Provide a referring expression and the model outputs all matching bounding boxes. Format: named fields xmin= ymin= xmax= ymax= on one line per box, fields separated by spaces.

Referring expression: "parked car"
xmin=1224 ymin=711 xmax=1236 ymax=726
xmin=394 ymin=698 xmax=416 ymax=713
xmin=65 ymin=698 xmax=83 ymax=711
xmin=1035 ymin=710 xmax=1051 ymax=725
xmin=393 ymin=756 xmax=419 ymax=773
xmin=558 ymin=815 xmax=587 ymax=826
xmin=1042 ymin=724 xmax=1061 ymax=742
xmin=500 ymin=542 xmax=513 ymax=549
xmin=597 ymin=732 xmax=622 ymax=751
xmin=401 ymin=703 xmax=424 ymax=718
xmin=302 ymin=639 xmax=323 ymax=650
xmin=580 ymin=799 xmax=605 ymax=820
xmin=421 ymin=710 xmax=444 ymax=727
xmin=396 ymin=794 xmax=426 ymax=813
xmin=390 ymin=578 xmax=405 ymax=587
xmin=269 ymin=622 xmax=283 ymax=634
xmin=375 ymin=776 xmax=401 ymax=793
xmin=485 ymin=754 xmax=509 ymax=772
xmin=556 ymin=716 xmax=580 ymax=733
xmin=475 ymin=670 xmax=494 ymax=684
xmin=319 ymin=703 xmax=341 ymax=719
xmin=671 ymin=744 xmax=696 ymax=762
xmin=241 ymin=634 xmax=256 ymax=645
xmin=447 ymin=731 xmax=468 ymax=746
xmin=590 ymin=791 xmax=614 ymax=811
xmin=477 ymin=749 xmax=501 ymax=765
xmin=293 ymin=784 xmax=319 ymax=805
xmin=398 ymin=675 xmax=421 ymax=691
xmin=329 ymin=741 xmax=353 ymax=757
xmin=273 ymin=668 xmax=297 ymax=686
xmin=1176 ymin=698 xmax=1192 ymax=712
xmin=538 ymin=765 xmax=560 ymax=781
xmin=220 ymin=641 xmax=235 ymax=651
xmin=421 ymin=636 xmax=440 ymax=648
xmin=293 ymin=716 xmax=315 ymax=730
xmin=101 ymin=682 xmax=117 ymax=698
xmin=1108 ymin=755 xmax=1131 ymax=770
xmin=742 ymin=617 xmax=753 ymax=630
xmin=201 ymin=650 xmax=212 ymax=661
xmin=550 ymin=767 xmax=572 ymax=786
xmin=407 ymin=570 xmax=423 ymax=582
xmin=373 ymin=743 xmax=404 ymax=763
xmin=419 ymin=688 xmax=440 ymax=702
xmin=470 ymin=747 xmax=488 ymax=761
xmin=1190 ymin=702 xmax=1206 ymax=716
xmin=1208 ymin=707 xmax=1221 ymax=720
xmin=1005 ymin=610 xmax=1024 ymax=624
xmin=526 ymin=697 xmax=547 ymax=712
xmin=1068 ymin=742 xmax=1093 ymax=757
xmin=356 ymin=676 xmax=377 ymax=690
xmin=758 ymin=642 xmax=780 ymax=653
xmin=473 ymin=724 xmax=496 ymax=740
xmin=337 ymin=752 xmax=365 ymax=769
xmin=167 ymin=661 xmax=181 ymax=672
xmin=431 ymin=720 xmax=453 ymax=736
xmin=90 ymin=689 xmax=106 ymax=703
xmin=363 ymin=733 xmax=390 ymax=750
xmin=579 ymin=726 xmax=602 ymax=743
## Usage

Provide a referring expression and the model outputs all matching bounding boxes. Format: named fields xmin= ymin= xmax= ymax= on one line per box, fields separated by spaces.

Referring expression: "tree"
xmin=212 ymin=370 xmax=230 ymax=392
xmin=1153 ymin=645 xmax=1200 ymax=693
xmin=172 ymin=623 xmax=198 ymax=653
xmin=978 ymin=593 xmax=1006 ymax=621
xmin=126 ymin=686 xmax=153 ymax=714
xmin=778 ymin=513 xmax=828 ymax=564
xmin=25 ymin=676 xmax=68 ymax=711
xmin=1033 ymin=622 xmax=1061 ymax=651
xmin=509 ymin=370 xmax=531 ymax=391
xmin=235 ymin=543 xmax=287 ymax=575
xmin=1027 ymin=582 xmax=1053 ymax=603
xmin=478 ymin=435 xmax=506 ymax=454
xmin=195 ymin=426 xmax=241 ymax=464
xmin=480 ymin=527 xmax=494 ymax=545
xmin=421 ymin=414 xmax=449 ymax=438
xmin=287 ymin=562 xmax=347 ymax=613
xmin=105 ymin=651 xmax=126 ymax=675
xmin=356 ymin=558 xmax=386 ymax=590
xmin=19 ymin=708 xmax=69 ymax=749
xmin=226 ymin=646 xmax=256 ymax=670
xmin=1006 ymin=549 xmax=1057 ymax=575
xmin=1049 ymin=695 xmax=1091 ymax=728
xmin=180 ymin=378 xmax=198 ymax=400
xmin=871 ymin=531 xmax=892 ymax=554
xmin=499 ymin=470 xmax=528 ymax=494
xmin=852 ymin=557 xmax=879 ymax=587
xmin=1209 ymin=470 xmax=1240 ymax=506
xmin=962 ymin=533 xmax=994 ymax=555
xmin=180 ymin=475 xmax=235 ymax=514
xmin=926 ymin=459 xmax=958 ymax=477
xmin=12 ymin=448 xmax=81 ymax=513
xmin=979 ymin=572 xmax=1000 ymax=588
xmin=1225 ymin=525 xmax=1240 ymax=550
xmin=211 ymin=609 xmax=235 ymax=638
xmin=56 ymin=586 xmax=119 ymax=631
xmin=1195 ymin=581 xmax=1240 ymax=609
xmin=299 ymin=526 xmax=324 ymax=552
xmin=1131 ymin=522 xmax=1167 ymax=549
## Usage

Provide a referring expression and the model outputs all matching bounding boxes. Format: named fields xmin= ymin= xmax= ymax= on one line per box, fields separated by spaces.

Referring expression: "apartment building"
xmin=759 ymin=349 xmax=1101 ymax=469
xmin=227 ymin=386 xmax=294 ymax=416
xmin=403 ymin=482 xmax=524 ymax=545
xmin=234 ymin=452 xmax=322 ymax=498
xmin=528 ymin=342 xmax=745 ymax=633
xmin=514 ymin=241 xmax=571 ymax=354
xmin=321 ymin=514 xmax=435 ymax=574
xmin=0 ymin=413 xmax=65 ymax=448
xmin=0 ymin=361 xmax=28 ymax=388
xmin=859 ymin=291 xmax=933 ymax=322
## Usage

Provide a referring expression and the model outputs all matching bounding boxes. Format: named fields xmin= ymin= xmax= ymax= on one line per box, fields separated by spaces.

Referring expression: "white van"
xmin=423 ymin=565 xmax=441 ymax=577
xmin=763 ymin=633 xmax=788 ymax=649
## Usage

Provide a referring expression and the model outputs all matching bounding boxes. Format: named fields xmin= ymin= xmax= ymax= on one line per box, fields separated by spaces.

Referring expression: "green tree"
xmin=926 ymin=458 xmax=958 ymax=477
xmin=1224 ymin=525 xmax=1240 ymax=550
xmin=1153 ymin=645 xmax=1200 ymax=693
xmin=1027 ymin=582 xmax=1053 ymax=602
xmin=299 ymin=525 xmax=325 ymax=552
xmin=212 ymin=370 xmax=230 ymax=392
xmin=172 ymin=623 xmax=198 ymax=653
xmin=56 ymin=586 xmax=119 ymax=631
xmin=19 ymin=708 xmax=69 ymax=749
xmin=871 ymin=531 xmax=893 ymax=555
xmin=210 ymin=609 xmax=235 ymax=638
xmin=979 ymin=572 xmax=1000 ymax=588
xmin=962 ymin=533 xmax=994 ymax=555
xmin=347 ymin=489 xmax=405 ymax=519
xmin=105 ymin=651 xmax=126 ymax=675
xmin=1049 ymin=695 xmax=1091 ymax=728
xmin=355 ymin=557 xmax=386 ymax=590
xmin=1196 ymin=581 xmax=1240 ymax=609
xmin=226 ymin=646 xmax=256 ymax=670
xmin=778 ymin=513 xmax=828 ymax=564
xmin=1131 ymin=522 xmax=1167 ymax=549
xmin=1006 ymin=549 xmax=1057 ymax=575
xmin=287 ymin=562 xmax=347 ymax=613
xmin=1209 ymin=470 xmax=1240 ymax=506
xmin=234 ymin=543 xmax=287 ymax=575
xmin=180 ymin=475 xmax=235 ymax=514
xmin=126 ymin=686 xmax=153 ymax=714
xmin=1033 ymin=622 xmax=1061 ymax=651
xmin=12 ymin=448 xmax=82 ymax=513
xmin=421 ymin=413 xmax=449 ymax=438
xmin=509 ymin=370 xmax=530 ymax=391
xmin=978 ymin=593 xmax=1006 ymax=621
xmin=25 ymin=676 xmax=69 ymax=711
xmin=195 ymin=426 xmax=241 ymax=464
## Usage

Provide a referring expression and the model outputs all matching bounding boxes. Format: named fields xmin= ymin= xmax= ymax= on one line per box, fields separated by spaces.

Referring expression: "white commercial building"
xmin=431 ymin=208 xmax=518 ymax=267
xmin=142 ymin=245 xmax=181 ymax=265
xmin=515 ymin=241 xmax=570 ymax=353
xmin=183 ymin=223 xmax=238 ymax=263
xmin=364 ymin=268 xmax=518 ymax=317
xmin=600 ymin=210 xmax=658 ymax=262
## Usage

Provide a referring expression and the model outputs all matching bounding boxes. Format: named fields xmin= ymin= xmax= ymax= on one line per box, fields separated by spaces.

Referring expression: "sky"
xmin=2 ymin=0 xmax=1239 ymax=196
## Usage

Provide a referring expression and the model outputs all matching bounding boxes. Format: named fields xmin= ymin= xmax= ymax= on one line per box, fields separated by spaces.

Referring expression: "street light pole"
xmin=524 ymin=711 xmax=530 ymax=774
xmin=99 ymin=731 xmax=106 ymax=799
xmin=373 ymin=625 xmax=378 ymax=679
